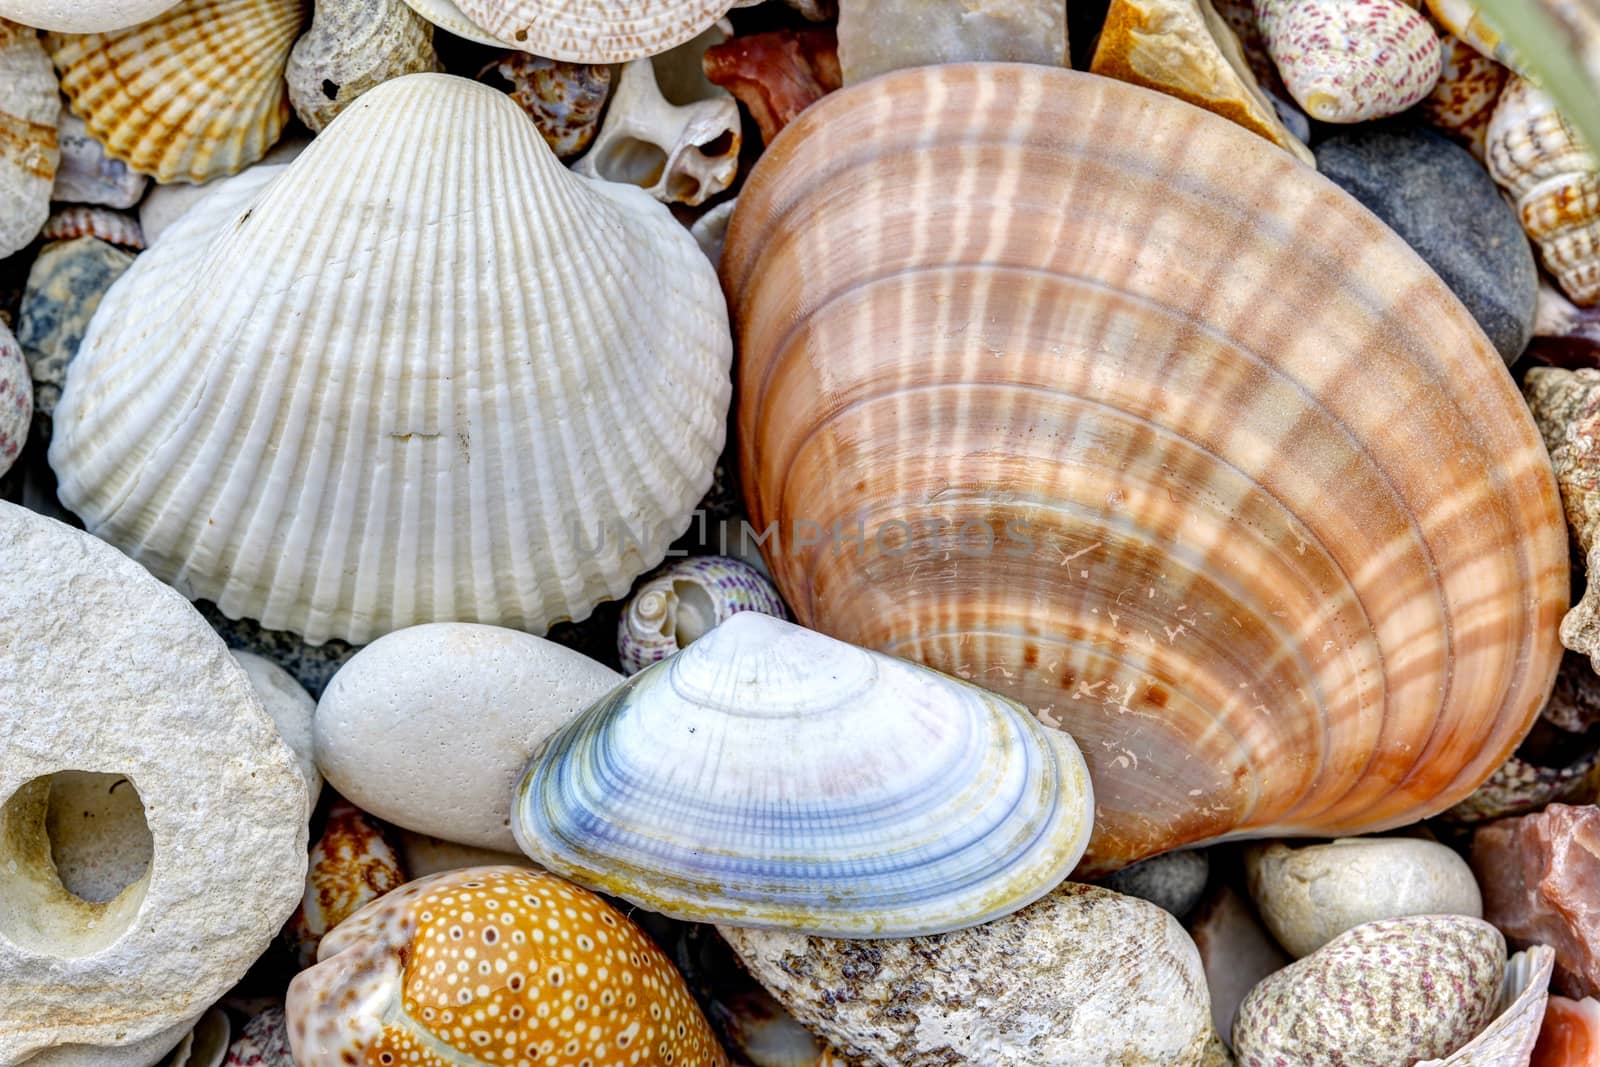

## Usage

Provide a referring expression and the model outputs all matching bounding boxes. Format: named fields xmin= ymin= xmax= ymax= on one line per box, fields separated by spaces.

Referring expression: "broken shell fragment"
xmin=476 ymin=52 xmax=610 ymax=159
xmin=703 ymin=27 xmax=840 ymax=146
xmin=51 ymin=108 xmax=145 ymax=208
xmin=0 ymin=18 xmax=58 ymax=258
xmin=516 ymin=612 xmax=1095 ymax=937
xmin=573 ymin=53 xmax=740 ymax=206
xmin=1091 ymin=0 xmax=1314 ymax=166
xmin=286 ymin=867 xmax=729 ymax=1066
xmin=40 ymin=206 xmax=144 ymax=249
xmin=1254 ymin=0 xmax=1444 ymax=121
xmin=617 ymin=554 xmax=788 ymax=673
xmin=16 ymin=235 xmax=135 ymax=416
xmin=726 ymin=63 xmax=1569 ymax=872
xmin=45 ymin=0 xmax=308 ymax=184
xmin=286 ymin=0 xmax=443 ymax=132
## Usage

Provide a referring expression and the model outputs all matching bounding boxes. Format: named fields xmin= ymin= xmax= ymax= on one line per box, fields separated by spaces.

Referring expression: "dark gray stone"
xmin=1315 ymin=125 xmax=1537 ymax=365
xmin=1097 ymin=848 xmax=1210 ymax=919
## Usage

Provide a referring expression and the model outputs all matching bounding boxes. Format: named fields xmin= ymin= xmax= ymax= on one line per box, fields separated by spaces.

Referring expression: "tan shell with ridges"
xmin=46 ymin=0 xmax=308 ymax=183
xmin=454 ymin=0 xmax=739 ymax=63
xmin=725 ymin=63 xmax=1569 ymax=874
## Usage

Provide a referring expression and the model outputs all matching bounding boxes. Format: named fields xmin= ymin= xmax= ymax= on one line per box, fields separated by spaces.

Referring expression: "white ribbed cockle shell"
xmin=50 ymin=72 xmax=733 ymax=646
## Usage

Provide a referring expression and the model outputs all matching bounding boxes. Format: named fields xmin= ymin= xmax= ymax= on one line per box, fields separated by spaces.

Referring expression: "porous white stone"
xmin=0 ymin=502 xmax=308 ymax=1064
xmin=314 ymin=623 xmax=622 ymax=852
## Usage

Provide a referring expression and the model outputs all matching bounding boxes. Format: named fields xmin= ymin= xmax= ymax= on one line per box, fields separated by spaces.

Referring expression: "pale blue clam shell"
xmin=513 ymin=611 xmax=1094 ymax=938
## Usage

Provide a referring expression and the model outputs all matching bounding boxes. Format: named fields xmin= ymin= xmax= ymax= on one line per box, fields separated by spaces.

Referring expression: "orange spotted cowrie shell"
xmin=286 ymin=866 xmax=729 ymax=1067
xmin=1254 ymin=0 xmax=1444 ymax=121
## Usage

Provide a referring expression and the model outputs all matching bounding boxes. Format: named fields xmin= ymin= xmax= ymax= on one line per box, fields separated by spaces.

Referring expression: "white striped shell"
xmin=41 ymin=206 xmax=145 ymax=248
xmin=1488 ymin=76 xmax=1600 ymax=307
xmin=1418 ymin=945 xmax=1555 ymax=1067
xmin=49 ymin=73 xmax=732 ymax=646
xmin=45 ymin=0 xmax=308 ymax=184
xmin=0 ymin=18 xmax=57 ymax=258
xmin=514 ymin=611 xmax=1095 ymax=937
xmin=618 ymin=555 xmax=788 ymax=673
xmin=454 ymin=0 xmax=739 ymax=63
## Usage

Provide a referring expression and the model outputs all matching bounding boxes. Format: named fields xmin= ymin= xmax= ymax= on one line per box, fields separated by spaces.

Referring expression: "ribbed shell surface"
xmin=724 ymin=64 xmax=1569 ymax=874
xmin=45 ymin=0 xmax=308 ymax=183
xmin=400 ymin=0 xmax=512 ymax=46
xmin=455 ymin=0 xmax=739 ymax=62
xmin=50 ymin=73 xmax=732 ymax=646
xmin=514 ymin=612 xmax=1095 ymax=937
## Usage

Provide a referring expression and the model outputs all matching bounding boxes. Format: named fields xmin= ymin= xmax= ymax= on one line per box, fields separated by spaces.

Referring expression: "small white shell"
xmin=573 ymin=51 xmax=741 ymax=206
xmin=1488 ymin=76 xmax=1600 ymax=306
xmin=516 ymin=612 xmax=1095 ymax=937
xmin=0 ymin=19 xmax=57 ymax=258
xmin=1416 ymin=945 xmax=1555 ymax=1066
xmin=51 ymin=108 xmax=146 ymax=209
xmin=0 ymin=0 xmax=184 ymax=32
xmin=50 ymin=74 xmax=732 ymax=645
xmin=618 ymin=555 xmax=788 ymax=673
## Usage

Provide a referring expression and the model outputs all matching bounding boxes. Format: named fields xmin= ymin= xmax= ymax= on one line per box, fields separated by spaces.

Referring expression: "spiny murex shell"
xmin=49 ymin=72 xmax=732 ymax=646
xmin=515 ymin=612 xmax=1095 ymax=937
xmin=724 ymin=63 xmax=1569 ymax=874
xmin=45 ymin=0 xmax=308 ymax=184
xmin=721 ymin=883 xmax=1213 ymax=1067
xmin=0 ymin=18 xmax=58 ymax=259
xmin=454 ymin=0 xmax=739 ymax=63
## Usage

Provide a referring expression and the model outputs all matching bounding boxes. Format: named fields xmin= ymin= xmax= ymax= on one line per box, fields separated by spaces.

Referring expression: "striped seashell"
xmin=41 ymin=205 xmax=144 ymax=248
xmin=1419 ymin=946 xmax=1555 ymax=1067
xmin=0 ymin=0 xmax=184 ymax=32
xmin=286 ymin=867 xmax=728 ymax=1066
xmin=1421 ymin=33 xmax=1511 ymax=161
xmin=45 ymin=0 xmax=309 ymax=184
xmin=286 ymin=0 xmax=442 ymax=133
xmin=0 ymin=19 xmax=57 ymax=258
xmin=1427 ymin=0 xmax=1523 ymax=70
xmin=49 ymin=73 xmax=732 ymax=646
xmin=1254 ymin=0 xmax=1444 ymax=121
xmin=454 ymin=0 xmax=740 ymax=63
xmin=0 ymin=321 xmax=31 ymax=479
xmin=724 ymin=64 xmax=1569 ymax=874
xmin=1233 ymin=915 xmax=1507 ymax=1065
xmin=1487 ymin=76 xmax=1600 ymax=307
xmin=283 ymin=799 xmax=405 ymax=969
xmin=515 ymin=612 xmax=1095 ymax=937
xmin=617 ymin=554 xmax=788 ymax=673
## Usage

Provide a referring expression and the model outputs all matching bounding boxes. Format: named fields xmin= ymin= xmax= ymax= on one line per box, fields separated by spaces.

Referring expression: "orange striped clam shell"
xmin=724 ymin=63 xmax=1569 ymax=874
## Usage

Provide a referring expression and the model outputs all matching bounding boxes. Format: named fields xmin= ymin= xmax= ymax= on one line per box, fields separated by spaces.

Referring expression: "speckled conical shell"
xmin=516 ymin=612 xmax=1095 ymax=937
xmin=49 ymin=73 xmax=731 ymax=646
xmin=286 ymin=867 xmax=729 ymax=1066
xmin=286 ymin=0 xmax=443 ymax=132
xmin=1254 ymin=0 xmax=1443 ymax=121
xmin=0 ymin=19 xmax=57 ymax=258
xmin=725 ymin=64 xmax=1569 ymax=874
xmin=45 ymin=0 xmax=308 ymax=183
xmin=1232 ymin=915 xmax=1507 ymax=1065
xmin=1419 ymin=945 xmax=1555 ymax=1067
xmin=1488 ymin=76 xmax=1600 ymax=307
xmin=721 ymin=883 xmax=1213 ymax=1067
xmin=617 ymin=555 xmax=788 ymax=673
xmin=454 ymin=0 xmax=739 ymax=62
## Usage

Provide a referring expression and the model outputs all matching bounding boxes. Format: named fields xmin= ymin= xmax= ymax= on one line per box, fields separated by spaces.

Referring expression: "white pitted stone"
xmin=314 ymin=622 xmax=623 ymax=851
xmin=232 ymin=651 xmax=321 ymax=817
xmin=0 ymin=502 xmax=307 ymax=1065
